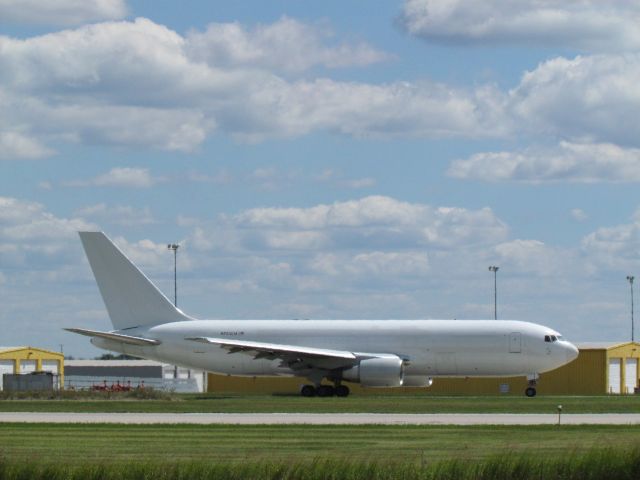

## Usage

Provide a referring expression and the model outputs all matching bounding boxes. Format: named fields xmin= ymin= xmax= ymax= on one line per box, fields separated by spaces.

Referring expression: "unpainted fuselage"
xmin=92 ymin=319 xmax=578 ymax=379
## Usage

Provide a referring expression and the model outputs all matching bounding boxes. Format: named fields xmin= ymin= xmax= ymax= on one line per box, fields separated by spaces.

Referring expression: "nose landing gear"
xmin=525 ymin=374 xmax=538 ymax=397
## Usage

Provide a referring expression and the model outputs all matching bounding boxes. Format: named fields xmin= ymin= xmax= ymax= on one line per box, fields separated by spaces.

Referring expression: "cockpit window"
xmin=551 ymin=335 xmax=557 ymax=342
xmin=545 ymin=335 xmax=551 ymax=342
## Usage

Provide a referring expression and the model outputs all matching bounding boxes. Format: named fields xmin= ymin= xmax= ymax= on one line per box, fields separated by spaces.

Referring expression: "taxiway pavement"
xmin=1 ymin=412 xmax=640 ymax=425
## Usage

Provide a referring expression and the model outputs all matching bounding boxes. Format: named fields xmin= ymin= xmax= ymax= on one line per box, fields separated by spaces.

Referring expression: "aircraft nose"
xmin=565 ymin=342 xmax=579 ymax=363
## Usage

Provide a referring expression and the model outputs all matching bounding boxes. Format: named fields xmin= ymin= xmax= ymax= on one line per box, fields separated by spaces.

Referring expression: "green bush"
xmin=0 ymin=388 xmax=178 ymax=401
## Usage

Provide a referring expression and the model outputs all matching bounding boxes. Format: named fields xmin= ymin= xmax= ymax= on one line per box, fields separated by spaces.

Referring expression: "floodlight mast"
xmin=167 ymin=243 xmax=179 ymax=307
xmin=627 ymin=275 xmax=635 ymax=342
xmin=489 ymin=266 xmax=499 ymax=320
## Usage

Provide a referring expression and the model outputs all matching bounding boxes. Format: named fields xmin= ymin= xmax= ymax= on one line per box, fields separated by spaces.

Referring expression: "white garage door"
xmin=0 ymin=360 xmax=15 ymax=390
xmin=625 ymin=358 xmax=638 ymax=394
xmin=41 ymin=361 xmax=59 ymax=374
xmin=21 ymin=360 xmax=37 ymax=373
xmin=609 ymin=358 xmax=621 ymax=394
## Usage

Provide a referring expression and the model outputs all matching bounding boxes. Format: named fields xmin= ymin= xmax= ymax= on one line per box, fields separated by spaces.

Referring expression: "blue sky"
xmin=1 ymin=0 xmax=639 ymax=357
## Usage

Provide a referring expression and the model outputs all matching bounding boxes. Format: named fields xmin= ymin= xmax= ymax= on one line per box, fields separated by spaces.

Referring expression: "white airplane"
xmin=67 ymin=232 xmax=579 ymax=397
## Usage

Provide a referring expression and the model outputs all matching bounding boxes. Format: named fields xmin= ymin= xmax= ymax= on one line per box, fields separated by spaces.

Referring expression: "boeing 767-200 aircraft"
xmin=67 ymin=232 xmax=579 ymax=397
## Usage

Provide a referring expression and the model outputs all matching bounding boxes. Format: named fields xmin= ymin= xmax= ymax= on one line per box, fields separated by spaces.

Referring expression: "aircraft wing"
xmin=186 ymin=336 xmax=357 ymax=369
xmin=65 ymin=328 xmax=161 ymax=346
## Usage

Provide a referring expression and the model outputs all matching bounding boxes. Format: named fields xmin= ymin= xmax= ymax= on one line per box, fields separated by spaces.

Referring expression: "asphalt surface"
xmin=1 ymin=412 xmax=640 ymax=425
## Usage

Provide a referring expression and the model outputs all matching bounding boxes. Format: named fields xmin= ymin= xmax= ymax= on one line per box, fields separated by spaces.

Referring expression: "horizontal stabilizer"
xmin=186 ymin=336 xmax=356 ymax=361
xmin=65 ymin=328 xmax=161 ymax=346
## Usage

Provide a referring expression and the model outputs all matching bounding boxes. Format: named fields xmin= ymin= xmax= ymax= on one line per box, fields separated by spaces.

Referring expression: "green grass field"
xmin=0 ymin=423 xmax=638 ymax=464
xmin=0 ymin=393 xmax=638 ymax=413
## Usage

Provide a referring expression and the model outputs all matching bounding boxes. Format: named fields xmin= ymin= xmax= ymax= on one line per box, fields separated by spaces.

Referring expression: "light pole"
xmin=489 ymin=266 xmax=499 ymax=320
xmin=627 ymin=275 xmax=634 ymax=342
xmin=167 ymin=243 xmax=179 ymax=307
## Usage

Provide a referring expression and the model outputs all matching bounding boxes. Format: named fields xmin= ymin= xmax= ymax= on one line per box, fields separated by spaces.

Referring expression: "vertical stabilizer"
xmin=79 ymin=232 xmax=190 ymax=330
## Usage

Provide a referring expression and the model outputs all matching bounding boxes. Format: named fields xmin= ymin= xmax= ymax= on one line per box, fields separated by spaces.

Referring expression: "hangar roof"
xmin=0 ymin=346 xmax=64 ymax=358
xmin=576 ymin=341 xmax=638 ymax=350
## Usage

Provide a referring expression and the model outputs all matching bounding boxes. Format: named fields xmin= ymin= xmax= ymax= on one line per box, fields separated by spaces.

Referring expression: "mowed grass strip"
xmin=0 ymin=424 xmax=638 ymax=464
xmin=0 ymin=394 xmax=639 ymax=413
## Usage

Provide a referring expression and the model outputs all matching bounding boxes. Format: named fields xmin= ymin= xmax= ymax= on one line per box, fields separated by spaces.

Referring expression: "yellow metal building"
xmin=207 ymin=341 xmax=640 ymax=396
xmin=0 ymin=346 xmax=65 ymax=390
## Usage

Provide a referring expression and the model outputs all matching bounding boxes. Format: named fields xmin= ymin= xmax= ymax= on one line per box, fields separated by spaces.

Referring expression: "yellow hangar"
xmin=207 ymin=341 xmax=640 ymax=396
xmin=0 ymin=346 xmax=65 ymax=390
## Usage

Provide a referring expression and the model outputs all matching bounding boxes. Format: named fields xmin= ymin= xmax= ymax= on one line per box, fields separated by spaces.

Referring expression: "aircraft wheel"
xmin=300 ymin=385 xmax=316 ymax=397
xmin=317 ymin=385 xmax=335 ymax=397
xmin=525 ymin=387 xmax=537 ymax=397
xmin=335 ymin=385 xmax=350 ymax=397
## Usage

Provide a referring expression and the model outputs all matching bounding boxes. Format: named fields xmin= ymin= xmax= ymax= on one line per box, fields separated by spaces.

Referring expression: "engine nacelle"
xmin=402 ymin=375 xmax=433 ymax=387
xmin=342 ymin=355 xmax=404 ymax=387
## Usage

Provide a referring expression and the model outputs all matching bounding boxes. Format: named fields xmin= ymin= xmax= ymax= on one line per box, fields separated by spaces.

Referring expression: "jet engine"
xmin=341 ymin=355 xmax=404 ymax=387
xmin=402 ymin=375 xmax=433 ymax=387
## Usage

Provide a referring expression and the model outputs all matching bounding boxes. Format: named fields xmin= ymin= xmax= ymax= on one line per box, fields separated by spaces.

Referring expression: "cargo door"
xmin=625 ymin=358 xmax=638 ymax=394
xmin=508 ymin=332 xmax=521 ymax=353
xmin=608 ymin=358 xmax=621 ymax=394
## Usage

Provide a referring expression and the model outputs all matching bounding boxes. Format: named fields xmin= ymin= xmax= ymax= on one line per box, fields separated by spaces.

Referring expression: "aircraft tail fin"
xmin=79 ymin=231 xmax=190 ymax=330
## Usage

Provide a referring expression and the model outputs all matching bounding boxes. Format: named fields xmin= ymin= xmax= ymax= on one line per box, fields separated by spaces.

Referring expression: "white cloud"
xmin=186 ymin=16 xmax=388 ymax=73
xmin=401 ymin=0 xmax=640 ymax=51
xmin=111 ymin=236 xmax=184 ymax=273
xmin=233 ymin=196 xmax=508 ymax=250
xmin=0 ymin=0 xmax=128 ymax=26
xmin=447 ymin=142 xmax=640 ymax=183
xmin=581 ymin=209 xmax=640 ymax=270
xmin=0 ymin=131 xmax=54 ymax=160
xmin=508 ymin=54 xmax=640 ymax=147
xmin=311 ymin=251 xmax=429 ymax=277
xmin=571 ymin=209 xmax=588 ymax=222
xmin=65 ymin=167 xmax=161 ymax=188
xmin=74 ymin=204 xmax=156 ymax=226
xmin=0 ymin=197 xmax=96 ymax=268
xmin=493 ymin=239 xmax=569 ymax=276
xmin=0 ymin=18 xmax=504 ymax=154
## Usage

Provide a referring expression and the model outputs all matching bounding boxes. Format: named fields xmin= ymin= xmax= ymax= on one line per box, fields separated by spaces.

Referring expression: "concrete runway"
xmin=1 ymin=412 xmax=640 ymax=425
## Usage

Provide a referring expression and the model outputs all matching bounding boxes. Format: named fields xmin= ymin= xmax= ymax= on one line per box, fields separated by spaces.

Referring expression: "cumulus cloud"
xmin=65 ymin=167 xmax=162 ymax=188
xmin=74 ymin=203 xmax=156 ymax=226
xmin=186 ymin=16 xmax=388 ymax=73
xmin=571 ymin=209 xmax=589 ymax=222
xmin=508 ymin=54 xmax=640 ymax=147
xmin=231 ymin=196 xmax=508 ymax=250
xmin=0 ymin=17 xmax=505 ymax=155
xmin=447 ymin=142 xmax=640 ymax=183
xmin=0 ymin=131 xmax=54 ymax=160
xmin=581 ymin=209 xmax=640 ymax=270
xmin=493 ymin=239 xmax=570 ymax=276
xmin=0 ymin=197 xmax=96 ymax=268
xmin=310 ymin=251 xmax=430 ymax=277
xmin=0 ymin=0 xmax=128 ymax=26
xmin=400 ymin=0 xmax=640 ymax=51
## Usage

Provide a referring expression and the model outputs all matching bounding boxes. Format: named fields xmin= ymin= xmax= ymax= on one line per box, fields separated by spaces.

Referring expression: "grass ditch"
xmin=0 ymin=448 xmax=639 ymax=480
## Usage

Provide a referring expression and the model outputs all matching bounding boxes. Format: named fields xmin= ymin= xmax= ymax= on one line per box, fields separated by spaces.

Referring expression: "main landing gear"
xmin=300 ymin=384 xmax=350 ymax=397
